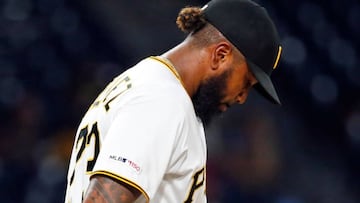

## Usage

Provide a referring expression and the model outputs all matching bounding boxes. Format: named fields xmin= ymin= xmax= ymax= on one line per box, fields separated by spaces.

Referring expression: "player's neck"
xmin=162 ymin=40 xmax=208 ymax=97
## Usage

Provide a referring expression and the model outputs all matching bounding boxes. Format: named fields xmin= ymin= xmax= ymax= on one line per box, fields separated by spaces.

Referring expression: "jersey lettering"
xmin=184 ymin=167 xmax=205 ymax=203
xmin=69 ymin=76 xmax=132 ymax=186
xmin=91 ymin=76 xmax=132 ymax=111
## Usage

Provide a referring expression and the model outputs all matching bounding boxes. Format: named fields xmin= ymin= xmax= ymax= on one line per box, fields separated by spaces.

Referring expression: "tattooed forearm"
xmin=83 ymin=175 xmax=140 ymax=203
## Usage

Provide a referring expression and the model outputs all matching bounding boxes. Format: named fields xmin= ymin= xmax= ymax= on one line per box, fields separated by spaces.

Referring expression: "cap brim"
xmin=247 ymin=61 xmax=281 ymax=105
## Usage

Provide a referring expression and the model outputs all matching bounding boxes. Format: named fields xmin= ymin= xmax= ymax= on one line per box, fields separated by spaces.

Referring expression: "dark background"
xmin=0 ymin=0 xmax=359 ymax=202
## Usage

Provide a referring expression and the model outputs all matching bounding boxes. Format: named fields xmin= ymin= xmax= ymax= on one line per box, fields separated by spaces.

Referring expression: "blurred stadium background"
xmin=0 ymin=0 xmax=359 ymax=202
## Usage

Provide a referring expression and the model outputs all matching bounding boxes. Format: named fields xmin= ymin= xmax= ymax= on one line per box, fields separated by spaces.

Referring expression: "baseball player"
xmin=65 ymin=0 xmax=282 ymax=202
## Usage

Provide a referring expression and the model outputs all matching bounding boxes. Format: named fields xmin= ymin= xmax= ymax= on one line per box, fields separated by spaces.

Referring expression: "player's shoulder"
xmin=130 ymin=57 xmax=190 ymax=100
xmin=129 ymin=56 xmax=179 ymax=82
xmin=101 ymin=56 xmax=194 ymax=116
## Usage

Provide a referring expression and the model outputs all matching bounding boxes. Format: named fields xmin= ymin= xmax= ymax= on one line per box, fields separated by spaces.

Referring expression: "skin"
xmin=84 ymin=175 xmax=141 ymax=203
xmin=163 ymin=33 xmax=258 ymax=110
xmin=83 ymin=26 xmax=258 ymax=203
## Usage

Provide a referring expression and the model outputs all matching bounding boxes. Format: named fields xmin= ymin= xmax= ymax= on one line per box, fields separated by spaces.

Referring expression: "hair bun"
xmin=176 ymin=7 xmax=206 ymax=34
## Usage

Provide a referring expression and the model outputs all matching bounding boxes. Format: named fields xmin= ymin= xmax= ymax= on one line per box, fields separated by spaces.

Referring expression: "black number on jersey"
xmin=70 ymin=122 xmax=100 ymax=185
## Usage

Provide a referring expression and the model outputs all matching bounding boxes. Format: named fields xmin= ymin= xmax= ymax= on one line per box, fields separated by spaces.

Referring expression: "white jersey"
xmin=65 ymin=56 xmax=207 ymax=203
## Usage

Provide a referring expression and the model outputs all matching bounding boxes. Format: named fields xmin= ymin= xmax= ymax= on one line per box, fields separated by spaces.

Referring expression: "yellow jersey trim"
xmin=90 ymin=170 xmax=150 ymax=203
xmin=273 ymin=46 xmax=282 ymax=70
xmin=149 ymin=56 xmax=186 ymax=87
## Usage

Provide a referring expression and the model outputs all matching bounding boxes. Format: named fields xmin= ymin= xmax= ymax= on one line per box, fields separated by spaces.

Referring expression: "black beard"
xmin=191 ymin=69 xmax=231 ymax=126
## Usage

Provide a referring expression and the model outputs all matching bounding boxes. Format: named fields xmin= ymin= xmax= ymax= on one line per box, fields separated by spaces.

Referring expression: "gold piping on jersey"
xmin=90 ymin=170 xmax=150 ymax=203
xmin=150 ymin=56 xmax=186 ymax=87
xmin=273 ymin=46 xmax=282 ymax=70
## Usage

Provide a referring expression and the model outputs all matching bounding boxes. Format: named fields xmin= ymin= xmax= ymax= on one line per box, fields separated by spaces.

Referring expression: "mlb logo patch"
xmin=109 ymin=155 xmax=141 ymax=174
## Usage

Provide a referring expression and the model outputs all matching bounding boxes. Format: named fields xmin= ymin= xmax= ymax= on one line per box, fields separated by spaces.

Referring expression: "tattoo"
xmin=83 ymin=175 xmax=140 ymax=203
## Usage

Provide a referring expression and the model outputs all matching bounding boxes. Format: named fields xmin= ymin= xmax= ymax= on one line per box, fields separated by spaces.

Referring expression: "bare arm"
xmin=83 ymin=175 xmax=141 ymax=203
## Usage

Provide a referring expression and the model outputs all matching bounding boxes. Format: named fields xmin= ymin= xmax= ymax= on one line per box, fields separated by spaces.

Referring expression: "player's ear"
xmin=211 ymin=42 xmax=232 ymax=70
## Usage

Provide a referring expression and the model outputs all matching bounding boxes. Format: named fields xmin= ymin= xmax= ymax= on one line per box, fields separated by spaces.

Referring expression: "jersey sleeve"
xmin=91 ymin=87 xmax=186 ymax=201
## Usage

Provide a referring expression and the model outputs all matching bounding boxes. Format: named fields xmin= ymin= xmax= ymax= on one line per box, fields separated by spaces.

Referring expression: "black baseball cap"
xmin=202 ymin=0 xmax=283 ymax=104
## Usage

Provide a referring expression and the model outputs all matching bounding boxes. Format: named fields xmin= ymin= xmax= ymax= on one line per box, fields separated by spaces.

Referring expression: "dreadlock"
xmin=176 ymin=6 xmax=225 ymax=48
xmin=176 ymin=6 xmax=206 ymax=34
